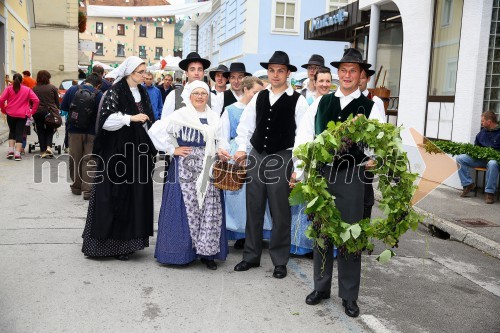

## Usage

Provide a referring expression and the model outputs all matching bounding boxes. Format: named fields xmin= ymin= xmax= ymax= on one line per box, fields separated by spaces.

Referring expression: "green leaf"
xmin=340 ymin=230 xmax=351 ymax=243
xmin=306 ymin=196 xmax=319 ymax=209
xmin=366 ymin=123 xmax=376 ymax=132
xmin=349 ymin=224 xmax=362 ymax=239
xmin=376 ymin=131 xmax=385 ymax=139
xmin=376 ymin=249 xmax=394 ymax=263
xmin=289 ymin=185 xmax=305 ymax=206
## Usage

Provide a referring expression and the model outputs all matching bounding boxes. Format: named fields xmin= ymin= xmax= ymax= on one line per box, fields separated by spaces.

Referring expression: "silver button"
xmin=266 ymin=127 xmax=269 ymax=130
xmin=270 ymin=109 xmax=272 ymax=112
xmin=265 ymin=136 xmax=268 ymax=139
xmin=264 ymin=145 xmax=267 ymax=148
xmin=268 ymin=118 xmax=271 ymax=121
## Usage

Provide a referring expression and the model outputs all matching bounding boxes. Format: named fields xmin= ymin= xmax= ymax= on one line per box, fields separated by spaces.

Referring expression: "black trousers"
xmin=243 ymin=149 xmax=292 ymax=266
xmin=33 ymin=112 xmax=54 ymax=152
xmin=363 ymin=170 xmax=375 ymax=219
xmin=7 ymin=115 xmax=26 ymax=143
xmin=313 ymin=166 xmax=364 ymax=301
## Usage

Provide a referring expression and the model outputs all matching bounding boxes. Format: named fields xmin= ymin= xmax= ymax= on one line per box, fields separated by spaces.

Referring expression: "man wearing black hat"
xmin=209 ymin=64 xmax=229 ymax=95
xmin=233 ymin=51 xmax=309 ymax=279
xmin=212 ymin=62 xmax=252 ymax=116
xmin=292 ymin=48 xmax=380 ymax=317
xmin=160 ymin=52 xmax=211 ymax=119
xmin=300 ymin=54 xmax=327 ymax=105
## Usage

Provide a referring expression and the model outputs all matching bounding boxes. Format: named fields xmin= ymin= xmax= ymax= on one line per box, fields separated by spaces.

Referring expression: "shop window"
xmin=271 ymin=0 xmax=300 ymax=35
xmin=96 ymin=22 xmax=103 ymax=34
xmin=117 ymin=44 xmax=125 ymax=57
xmin=138 ymin=46 xmax=146 ymax=59
xmin=95 ymin=43 xmax=103 ymax=56
xmin=139 ymin=25 xmax=147 ymax=37
xmin=428 ymin=0 xmax=464 ymax=96
xmin=156 ymin=27 xmax=163 ymax=39
xmin=484 ymin=0 xmax=500 ymax=116
xmin=155 ymin=47 xmax=163 ymax=60
xmin=117 ymin=24 xmax=125 ymax=36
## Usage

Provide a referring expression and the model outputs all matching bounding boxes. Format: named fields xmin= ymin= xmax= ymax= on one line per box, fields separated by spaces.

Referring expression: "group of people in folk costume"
xmin=80 ymin=47 xmax=386 ymax=318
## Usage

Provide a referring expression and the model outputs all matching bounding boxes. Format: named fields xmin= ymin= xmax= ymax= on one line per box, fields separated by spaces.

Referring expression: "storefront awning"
xmin=87 ymin=1 xmax=212 ymax=18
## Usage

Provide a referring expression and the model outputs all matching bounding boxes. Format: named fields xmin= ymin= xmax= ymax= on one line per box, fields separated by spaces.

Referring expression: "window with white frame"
xmin=272 ymin=0 xmax=300 ymax=34
xmin=326 ymin=0 xmax=349 ymax=12
xmin=138 ymin=45 xmax=146 ymax=59
xmin=155 ymin=47 xmax=163 ymax=59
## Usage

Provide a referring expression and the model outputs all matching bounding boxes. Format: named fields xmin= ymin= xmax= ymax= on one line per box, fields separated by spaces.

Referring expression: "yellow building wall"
xmin=4 ymin=0 xmax=31 ymax=75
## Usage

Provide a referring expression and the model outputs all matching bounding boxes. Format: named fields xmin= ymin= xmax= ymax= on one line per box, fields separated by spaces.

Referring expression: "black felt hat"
xmin=330 ymin=48 xmax=371 ymax=71
xmin=260 ymin=51 xmax=297 ymax=72
xmin=301 ymin=54 xmax=326 ymax=69
xmin=223 ymin=62 xmax=252 ymax=78
xmin=209 ymin=64 xmax=229 ymax=81
xmin=364 ymin=68 xmax=376 ymax=77
xmin=178 ymin=52 xmax=211 ymax=71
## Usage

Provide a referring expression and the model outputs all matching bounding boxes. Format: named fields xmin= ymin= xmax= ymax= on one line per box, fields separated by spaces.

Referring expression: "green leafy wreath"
xmin=290 ymin=116 xmax=423 ymax=262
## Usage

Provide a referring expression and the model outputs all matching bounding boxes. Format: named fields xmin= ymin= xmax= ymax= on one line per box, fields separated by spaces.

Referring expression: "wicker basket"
xmin=212 ymin=160 xmax=246 ymax=191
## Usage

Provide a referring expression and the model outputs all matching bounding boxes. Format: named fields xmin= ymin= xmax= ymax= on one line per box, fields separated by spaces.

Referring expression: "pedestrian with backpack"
xmin=60 ymin=73 xmax=103 ymax=200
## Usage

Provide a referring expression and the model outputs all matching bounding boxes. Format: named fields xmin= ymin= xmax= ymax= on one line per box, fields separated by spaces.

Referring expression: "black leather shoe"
xmin=305 ymin=290 xmax=331 ymax=305
xmin=200 ymin=258 xmax=217 ymax=270
xmin=342 ymin=299 xmax=360 ymax=317
xmin=234 ymin=260 xmax=259 ymax=271
xmin=114 ymin=254 xmax=129 ymax=261
xmin=273 ymin=265 xmax=287 ymax=279
xmin=234 ymin=238 xmax=245 ymax=249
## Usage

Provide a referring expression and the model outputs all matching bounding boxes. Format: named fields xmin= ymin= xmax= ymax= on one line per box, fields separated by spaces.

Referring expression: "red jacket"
xmin=0 ymin=85 xmax=40 ymax=118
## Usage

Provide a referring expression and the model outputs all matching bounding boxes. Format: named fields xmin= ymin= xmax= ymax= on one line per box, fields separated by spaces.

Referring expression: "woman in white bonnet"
xmin=82 ymin=56 xmax=157 ymax=261
xmin=149 ymin=80 xmax=228 ymax=270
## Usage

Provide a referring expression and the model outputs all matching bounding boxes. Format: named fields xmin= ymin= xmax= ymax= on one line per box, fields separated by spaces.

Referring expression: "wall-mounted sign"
xmin=309 ymin=9 xmax=348 ymax=33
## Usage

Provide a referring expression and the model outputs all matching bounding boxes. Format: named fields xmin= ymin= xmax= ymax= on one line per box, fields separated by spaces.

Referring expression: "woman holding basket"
xmin=148 ymin=80 xmax=228 ymax=270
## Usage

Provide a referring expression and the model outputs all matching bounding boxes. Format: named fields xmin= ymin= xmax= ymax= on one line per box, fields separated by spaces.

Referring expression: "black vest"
xmin=220 ymin=90 xmax=237 ymax=116
xmin=315 ymin=93 xmax=374 ymax=167
xmin=250 ymin=89 xmax=301 ymax=154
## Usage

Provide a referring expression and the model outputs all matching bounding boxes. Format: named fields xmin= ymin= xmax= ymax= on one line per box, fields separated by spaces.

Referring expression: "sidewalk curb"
xmin=374 ymin=191 xmax=500 ymax=260
xmin=0 ymin=131 xmax=9 ymax=144
xmin=414 ymin=206 xmax=500 ymax=260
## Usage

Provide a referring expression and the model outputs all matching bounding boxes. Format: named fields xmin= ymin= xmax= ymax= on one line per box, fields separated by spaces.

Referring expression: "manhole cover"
xmin=455 ymin=218 xmax=499 ymax=227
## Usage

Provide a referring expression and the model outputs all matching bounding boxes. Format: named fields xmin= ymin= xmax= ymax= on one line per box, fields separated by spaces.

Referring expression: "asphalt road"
xmin=0 ymin=133 xmax=499 ymax=333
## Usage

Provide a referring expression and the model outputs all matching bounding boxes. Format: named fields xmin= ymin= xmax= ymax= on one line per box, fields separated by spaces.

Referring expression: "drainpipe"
xmin=196 ymin=25 xmax=199 ymax=53
xmin=367 ymin=4 xmax=380 ymax=89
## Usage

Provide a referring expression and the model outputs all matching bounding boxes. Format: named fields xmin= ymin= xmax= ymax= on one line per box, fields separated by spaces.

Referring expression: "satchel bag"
xmin=44 ymin=109 xmax=63 ymax=128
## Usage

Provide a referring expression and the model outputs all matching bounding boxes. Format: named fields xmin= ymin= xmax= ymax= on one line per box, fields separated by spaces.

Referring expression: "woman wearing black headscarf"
xmin=82 ymin=56 xmax=157 ymax=260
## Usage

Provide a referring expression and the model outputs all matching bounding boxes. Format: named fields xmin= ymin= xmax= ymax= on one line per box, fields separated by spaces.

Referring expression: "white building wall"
xmin=453 ymin=0 xmax=493 ymax=144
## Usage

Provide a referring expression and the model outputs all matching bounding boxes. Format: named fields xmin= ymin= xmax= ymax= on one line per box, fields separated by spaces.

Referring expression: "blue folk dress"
xmin=223 ymin=103 xmax=272 ymax=240
xmin=154 ymin=118 xmax=228 ymax=265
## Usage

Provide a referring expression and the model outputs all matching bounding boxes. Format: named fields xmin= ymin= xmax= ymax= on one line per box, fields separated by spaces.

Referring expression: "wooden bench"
xmin=474 ymin=167 xmax=500 ymax=200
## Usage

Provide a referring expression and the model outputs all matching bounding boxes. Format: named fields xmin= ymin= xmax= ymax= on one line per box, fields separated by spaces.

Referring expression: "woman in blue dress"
xmin=291 ymin=69 xmax=333 ymax=257
xmin=148 ymin=80 xmax=228 ymax=270
xmin=218 ymin=76 xmax=272 ymax=249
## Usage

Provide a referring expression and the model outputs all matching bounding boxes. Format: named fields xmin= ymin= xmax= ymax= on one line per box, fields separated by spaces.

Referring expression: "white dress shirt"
xmin=293 ymin=88 xmax=380 ymax=178
xmin=219 ymin=101 xmax=246 ymax=151
xmin=234 ymin=84 xmax=309 ymax=153
xmin=212 ymin=89 xmax=243 ymax=116
xmin=362 ymin=89 xmax=386 ymax=123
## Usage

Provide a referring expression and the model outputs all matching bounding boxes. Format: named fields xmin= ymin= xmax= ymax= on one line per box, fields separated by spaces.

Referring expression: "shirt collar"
xmin=335 ymin=88 xmax=361 ymax=99
xmin=362 ymin=89 xmax=369 ymax=96
xmin=233 ymin=101 xmax=247 ymax=109
xmin=267 ymin=84 xmax=294 ymax=96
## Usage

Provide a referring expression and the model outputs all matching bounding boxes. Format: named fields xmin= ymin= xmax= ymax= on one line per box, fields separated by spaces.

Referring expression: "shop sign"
xmin=309 ymin=9 xmax=348 ymax=33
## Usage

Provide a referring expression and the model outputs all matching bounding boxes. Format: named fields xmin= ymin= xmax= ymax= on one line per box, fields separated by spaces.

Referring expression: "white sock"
xmin=8 ymin=147 xmax=14 ymax=153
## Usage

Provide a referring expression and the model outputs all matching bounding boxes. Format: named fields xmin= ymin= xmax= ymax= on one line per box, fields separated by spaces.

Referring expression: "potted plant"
xmin=78 ymin=10 xmax=87 ymax=33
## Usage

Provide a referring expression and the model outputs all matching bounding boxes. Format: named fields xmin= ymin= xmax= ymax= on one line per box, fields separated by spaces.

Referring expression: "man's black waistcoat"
xmin=250 ymin=89 xmax=301 ymax=154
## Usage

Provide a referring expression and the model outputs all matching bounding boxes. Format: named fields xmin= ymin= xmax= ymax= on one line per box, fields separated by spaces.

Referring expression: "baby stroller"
xmin=27 ymin=117 xmax=62 ymax=154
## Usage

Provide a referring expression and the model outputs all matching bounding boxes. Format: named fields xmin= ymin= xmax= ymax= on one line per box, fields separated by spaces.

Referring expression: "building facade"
xmin=0 ymin=0 xmax=34 ymax=90
xmin=30 ymin=0 xmax=79 ymax=87
xmin=182 ymin=0 xmax=348 ymax=74
xmin=304 ymin=0 xmax=498 ymax=188
xmin=81 ymin=0 xmax=175 ymax=67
